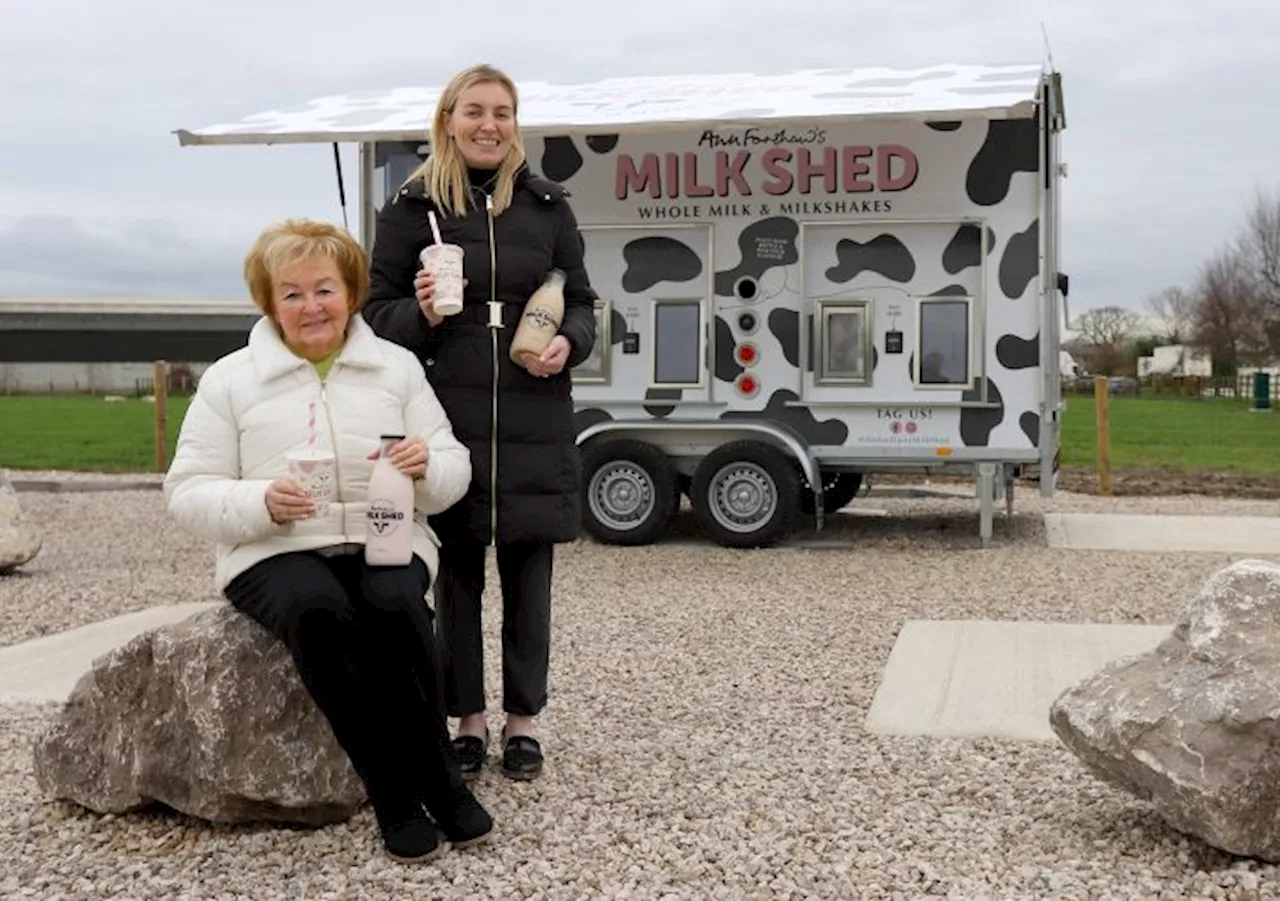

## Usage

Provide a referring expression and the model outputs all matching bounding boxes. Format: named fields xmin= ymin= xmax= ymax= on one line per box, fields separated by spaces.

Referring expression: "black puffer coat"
xmin=363 ymin=162 xmax=597 ymax=546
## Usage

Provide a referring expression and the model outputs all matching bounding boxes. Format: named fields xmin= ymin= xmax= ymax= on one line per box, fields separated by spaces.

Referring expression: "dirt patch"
xmin=872 ymin=467 xmax=1280 ymax=500
xmin=1053 ymin=466 xmax=1280 ymax=500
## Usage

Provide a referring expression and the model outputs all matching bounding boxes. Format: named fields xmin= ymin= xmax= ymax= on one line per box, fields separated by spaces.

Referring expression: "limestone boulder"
xmin=33 ymin=605 xmax=366 ymax=826
xmin=1050 ymin=558 xmax=1280 ymax=862
xmin=0 ymin=470 xmax=42 ymax=574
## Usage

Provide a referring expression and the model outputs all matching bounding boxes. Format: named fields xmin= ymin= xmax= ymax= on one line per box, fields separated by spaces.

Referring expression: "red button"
xmin=737 ymin=343 xmax=758 ymax=365
xmin=738 ymin=375 xmax=757 ymax=395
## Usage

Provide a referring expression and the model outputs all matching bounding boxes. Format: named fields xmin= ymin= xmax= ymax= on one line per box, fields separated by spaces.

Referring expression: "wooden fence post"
xmin=154 ymin=360 xmax=168 ymax=473
xmin=1094 ymin=375 xmax=1111 ymax=496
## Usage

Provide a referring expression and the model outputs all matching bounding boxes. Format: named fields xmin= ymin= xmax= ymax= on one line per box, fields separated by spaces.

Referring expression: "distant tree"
xmin=1190 ymin=246 xmax=1262 ymax=375
xmin=1075 ymin=305 xmax=1138 ymax=375
xmin=1143 ymin=285 xmax=1196 ymax=345
xmin=1236 ymin=188 xmax=1280 ymax=358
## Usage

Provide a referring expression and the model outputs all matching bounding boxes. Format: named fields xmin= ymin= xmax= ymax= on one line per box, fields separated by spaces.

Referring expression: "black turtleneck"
xmin=467 ymin=166 xmax=500 ymax=193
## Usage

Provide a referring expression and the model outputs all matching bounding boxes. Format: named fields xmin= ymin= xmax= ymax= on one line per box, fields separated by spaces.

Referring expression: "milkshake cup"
xmin=286 ymin=449 xmax=336 ymax=518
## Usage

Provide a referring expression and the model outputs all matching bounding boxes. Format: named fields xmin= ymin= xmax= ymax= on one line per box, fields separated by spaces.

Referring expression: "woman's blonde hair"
xmin=243 ymin=219 xmax=370 ymax=318
xmin=405 ymin=63 xmax=526 ymax=217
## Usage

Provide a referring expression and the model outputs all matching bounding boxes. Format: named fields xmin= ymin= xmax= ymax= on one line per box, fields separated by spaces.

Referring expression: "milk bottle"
xmin=510 ymin=269 xmax=566 ymax=369
xmin=364 ymin=434 xmax=415 ymax=566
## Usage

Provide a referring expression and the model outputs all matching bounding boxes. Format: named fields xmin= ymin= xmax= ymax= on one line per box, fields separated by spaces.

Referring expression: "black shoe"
xmin=372 ymin=797 xmax=442 ymax=864
xmin=429 ymin=784 xmax=494 ymax=848
xmin=452 ymin=730 xmax=488 ymax=780
xmin=501 ymin=734 xmax=543 ymax=781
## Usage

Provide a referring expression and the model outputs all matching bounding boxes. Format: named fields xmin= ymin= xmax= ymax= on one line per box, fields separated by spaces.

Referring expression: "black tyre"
xmin=580 ymin=439 xmax=677 ymax=545
xmin=690 ymin=440 xmax=801 ymax=548
xmin=800 ymin=471 xmax=863 ymax=514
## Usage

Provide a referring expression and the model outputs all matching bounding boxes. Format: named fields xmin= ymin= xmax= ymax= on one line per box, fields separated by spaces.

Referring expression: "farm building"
xmin=0 ymin=297 xmax=256 ymax=394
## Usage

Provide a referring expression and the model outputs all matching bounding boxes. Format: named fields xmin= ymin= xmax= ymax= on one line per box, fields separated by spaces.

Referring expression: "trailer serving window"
xmin=651 ymin=298 xmax=706 ymax=388
xmin=814 ymin=298 xmax=873 ymax=386
xmin=914 ymin=296 xmax=974 ymax=388
xmin=572 ymin=299 xmax=612 ymax=384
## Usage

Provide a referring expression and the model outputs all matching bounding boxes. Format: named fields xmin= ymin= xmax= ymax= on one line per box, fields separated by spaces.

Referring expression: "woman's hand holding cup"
xmin=265 ymin=478 xmax=314 ymax=524
xmin=414 ymin=269 xmax=469 ymax=328
xmin=414 ymin=269 xmax=444 ymax=327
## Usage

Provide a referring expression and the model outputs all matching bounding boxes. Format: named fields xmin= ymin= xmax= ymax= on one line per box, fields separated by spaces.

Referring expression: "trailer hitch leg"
xmin=978 ymin=462 xmax=996 ymax=548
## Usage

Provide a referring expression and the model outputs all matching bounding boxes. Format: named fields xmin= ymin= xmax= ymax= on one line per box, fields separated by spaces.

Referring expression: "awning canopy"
xmin=174 ymin=63 xmax=1046 ymax=147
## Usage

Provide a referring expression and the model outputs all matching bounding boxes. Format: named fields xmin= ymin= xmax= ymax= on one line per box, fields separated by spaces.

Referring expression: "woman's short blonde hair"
xmin=404 ymin=63 xmax=526 ymax=218
xmin=243 ymin=219 xmax=370 ymax=318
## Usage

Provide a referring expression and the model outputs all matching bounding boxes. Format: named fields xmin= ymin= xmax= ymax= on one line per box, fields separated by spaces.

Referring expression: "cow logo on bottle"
xmin=524 ymin=307 xmax=558 ymax=332
xmin=366 ymin=499 xmax=404 ymax=535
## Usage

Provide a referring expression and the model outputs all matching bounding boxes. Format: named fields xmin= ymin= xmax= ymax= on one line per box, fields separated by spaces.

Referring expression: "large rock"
xmin=0 ymin=470 xmax=42 ymax=574
xmin=1050 ymin=558 xmax=1280 ymax=862
xmin=33 ymin=605 xmax=366 ymax=826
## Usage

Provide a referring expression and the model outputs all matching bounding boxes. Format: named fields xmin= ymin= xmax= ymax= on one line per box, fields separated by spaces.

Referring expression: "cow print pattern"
xmin=1019 ymin=412 xmax=1040 ymax=447
xmin=942 ymin=224 xmax=995 ymax=275
xmin=715 ymin=316 xmax=743 ymax=383
xmin=609 ymin=309 xmax=628 ymax=346
xmin=714 ymin=217 xmax=799 ymax=296
xmin=998 ymin=220 xmax=1039 ymax=300
xmin=966 ymin=119 xmax=1039 ymax=206
xmin=768 ymin=309 xmax=800 ymax=368
xmin=959 ymin=377 xmax=1004 ymax=447
xmin=720 ymin=389 xmax=850 ymax=446
xmin=541 ymin=134 xmax=621 ymax=183
xmin=826 ymin=235 xmax=915 ymax=283
xmin=574 ymin=408 xmax=613 ymax=433
xmin=644 ymin=388 xmax=681 ymax=418
xmin=622 ymin=236 xmax=702 ymax=293
xmin=996 ymin=331 xmax=1039 ymax=370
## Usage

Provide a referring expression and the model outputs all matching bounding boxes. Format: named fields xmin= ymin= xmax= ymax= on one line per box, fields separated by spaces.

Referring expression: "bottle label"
xmin=366 ymin=498 xmax=406 ymax=536
xmin=523 ymin=307 xmax=559 ymax=332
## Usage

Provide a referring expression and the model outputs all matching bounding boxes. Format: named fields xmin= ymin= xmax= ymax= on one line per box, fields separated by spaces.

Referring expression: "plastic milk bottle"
xmin=364 ymin=434 xmax=415 ymax=566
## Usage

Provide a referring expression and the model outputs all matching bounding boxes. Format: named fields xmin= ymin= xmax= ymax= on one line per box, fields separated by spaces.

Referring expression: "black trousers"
xmin=224 ymin=550 xmax=462 ymax=805
xmin=434 ymin=539 xmax=553 ymax=719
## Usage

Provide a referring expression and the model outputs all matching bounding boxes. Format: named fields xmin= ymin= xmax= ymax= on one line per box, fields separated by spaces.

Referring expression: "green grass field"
xmin=0 ymin=395 xmax=194 ymax=472
xmin=0 ymin=393 xmax=1277 ymax=475
xmin=1059 ymin=395 xmax=1280 ymax=474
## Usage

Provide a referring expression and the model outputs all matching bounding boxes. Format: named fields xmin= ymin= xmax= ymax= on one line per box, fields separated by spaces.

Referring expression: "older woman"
xmin=364 ymin=63 xmax=598 ymax=782
xmin=164 ymin=218 xmax=491 ymax=864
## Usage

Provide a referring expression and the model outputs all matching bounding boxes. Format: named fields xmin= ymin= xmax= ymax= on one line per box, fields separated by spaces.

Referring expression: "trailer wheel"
xmin=691 ymin=440 xmax=801 ymax=548
xmin=801 ymin=471 xmax=863 ymax=514
xmin=581 ymin=439 xmax=676 ymax=545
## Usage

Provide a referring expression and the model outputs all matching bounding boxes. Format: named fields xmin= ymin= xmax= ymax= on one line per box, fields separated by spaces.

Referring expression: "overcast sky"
xmin=1 ymin=0 xmax=1276 ymax=316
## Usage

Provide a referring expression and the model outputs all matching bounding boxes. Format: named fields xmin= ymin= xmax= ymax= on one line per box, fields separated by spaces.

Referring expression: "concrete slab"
xmin=1044 ymin=512 xmax=1280 ymax=555
xmin=0 ymin=602 xmax=218 ymax=703
xmin=864 ymin=619 xmax=1171 ymax=743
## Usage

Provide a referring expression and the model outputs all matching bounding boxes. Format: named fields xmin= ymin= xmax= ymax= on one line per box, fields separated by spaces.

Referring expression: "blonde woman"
xmin=165 ymin=219 xmax=491 ymax=863
xmin=364 ymin=63 xmax=598 ymax=782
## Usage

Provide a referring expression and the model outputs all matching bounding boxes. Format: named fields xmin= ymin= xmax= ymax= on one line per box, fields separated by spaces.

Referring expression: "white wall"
xmin=0 ymin=362 xmax=209 ymax=395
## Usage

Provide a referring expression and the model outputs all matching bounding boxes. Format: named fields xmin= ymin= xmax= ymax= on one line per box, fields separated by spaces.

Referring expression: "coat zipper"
xmin=485 ymin=193 xmax=499 ymax=547
xmin=317 ymin=372 xmax=349 ymax=544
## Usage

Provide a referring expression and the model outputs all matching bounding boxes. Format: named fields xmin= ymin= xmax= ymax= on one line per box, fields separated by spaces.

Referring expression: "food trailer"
xmin=175 ymin=62 xmax=1068 ymax=549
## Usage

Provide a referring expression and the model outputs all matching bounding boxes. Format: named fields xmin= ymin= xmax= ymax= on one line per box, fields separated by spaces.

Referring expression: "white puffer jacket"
xmin=164 ymin=314 xmax=471 ymax=593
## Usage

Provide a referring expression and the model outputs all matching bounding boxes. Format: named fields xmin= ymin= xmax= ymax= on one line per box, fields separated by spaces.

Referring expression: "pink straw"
xmin=308 ymin=401 xmax=316 ymax=449
xmin=427 ymin=210 xmax=443 ymax=245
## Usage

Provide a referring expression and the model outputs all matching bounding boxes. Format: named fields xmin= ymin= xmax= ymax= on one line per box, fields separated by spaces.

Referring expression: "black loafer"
xmin=429 ymin=784 xmax=494 ymax=849
xmin=372 ymin=798 xmax=442 ymax=864
xmin=501 ymin=735 xmax=543 ymax=781
xmin=452 ymin=730 xmax=488 ymax=780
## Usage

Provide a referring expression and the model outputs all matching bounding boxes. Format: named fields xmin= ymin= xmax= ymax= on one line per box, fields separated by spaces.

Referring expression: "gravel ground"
xmin=3 ymin=475 xmax=1280 ymax=899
